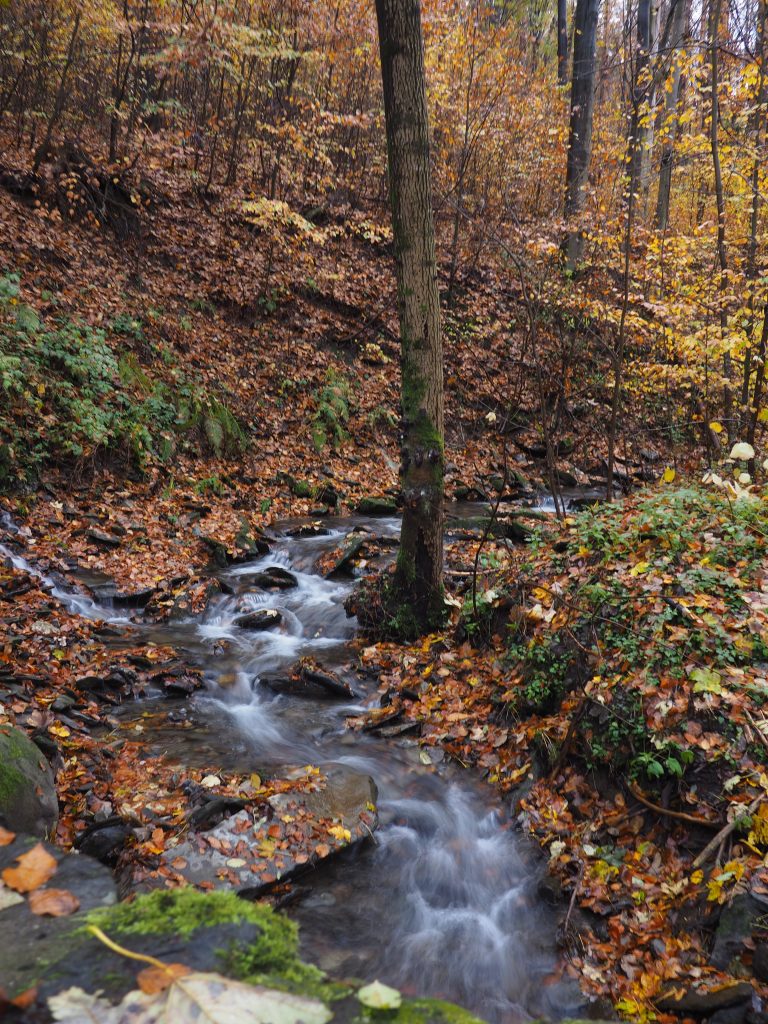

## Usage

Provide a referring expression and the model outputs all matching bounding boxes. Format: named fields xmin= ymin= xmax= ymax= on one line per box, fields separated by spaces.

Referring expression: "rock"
xmin=286 ymin=523 xmax=330 ymax=538
xmin=0 ymin=725 xmax=58 ymax=837
xmin=356 ymin=495 xmax=398 ymax=515
xmin=87 ymin=528 xmax=122 ymax=547
xmin=0 ymin=833 xmax=117 ymax=998
xmin=263 ymin=662 xmax=357 ymax=700
xmin=3 ymin=887 xmax=317 ymax=1004
xmin=76 ymin=818 xmax=132 ymax=862
xmin=235 ymin=608 xmax=282 ymax=630
xmin=234 ymin=517 xmax=270 ymax=557
xmin=753 ymin=942 xmax=768 ymax=983
xmin=712 ymin=893 xmax=768 ymax=970
xmin=197 ymin=532 xmax=230 ymax=567
xmin=321 ymin=536 xmax=365 ymax=578
xmin=146 ymin=767 xmax=377 ymax=897
xmin=246 ymin=566 xmax=298 ymax=590
xmin=657 ymin=982 xmax=753 ymax=1014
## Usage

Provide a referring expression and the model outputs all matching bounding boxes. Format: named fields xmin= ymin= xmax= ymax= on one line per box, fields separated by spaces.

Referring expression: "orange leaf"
xmin=28 ymin=887 xmax=80 ymax=917
xmin=1 ymin=844 xmax=57 ymax=893
xmin=0 ymin=826 xmax=16 ymax=847
xmin=137 ymin=963 xmax=192 ymax=995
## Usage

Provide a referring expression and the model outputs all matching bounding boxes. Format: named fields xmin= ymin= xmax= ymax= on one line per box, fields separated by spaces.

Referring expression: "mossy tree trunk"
xmin=375 ymin=0 xmax=445 ymax=634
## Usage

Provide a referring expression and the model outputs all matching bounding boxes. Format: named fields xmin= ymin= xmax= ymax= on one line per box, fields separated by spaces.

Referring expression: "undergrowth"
xmin=0 ymin=273 xmax=246 ymax=487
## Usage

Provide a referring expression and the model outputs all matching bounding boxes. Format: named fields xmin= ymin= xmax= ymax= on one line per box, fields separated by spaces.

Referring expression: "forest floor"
xmin=2 ymin=139 xmax=767 ymax=1023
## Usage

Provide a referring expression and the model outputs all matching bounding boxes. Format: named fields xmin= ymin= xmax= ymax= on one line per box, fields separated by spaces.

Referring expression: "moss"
xmin=0 ymin=726 xmax=40 ymax=803
xmin=86 ymin=889 xmax=329 ymax=997
xmin=87 ymin=889 xmax=282 ymax=941
xmin=385 ymin=997 xmax=484 ymax=1024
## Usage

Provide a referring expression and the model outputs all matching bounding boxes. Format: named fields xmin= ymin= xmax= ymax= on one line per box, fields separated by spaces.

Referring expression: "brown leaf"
xmin=28 ymin=887 xmax=80 ymax=917
xmin=1 ymin=843 xmax=57 ymax=893
xmin=0 ymin=826 xmax=16 ymax=847
xmin=137 ymin=963 xmax=192 ymax=995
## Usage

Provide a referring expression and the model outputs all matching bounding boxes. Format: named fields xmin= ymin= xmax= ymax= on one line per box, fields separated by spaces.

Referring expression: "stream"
xmin=1 ymin=512 xmax=585 ymax=1024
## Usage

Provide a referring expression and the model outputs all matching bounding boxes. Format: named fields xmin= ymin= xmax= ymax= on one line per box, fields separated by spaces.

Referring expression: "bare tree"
xmin=375 ymin=0 xmax=445 ymax=635
xmin=563 ymin=0 xmax=600 ymax=269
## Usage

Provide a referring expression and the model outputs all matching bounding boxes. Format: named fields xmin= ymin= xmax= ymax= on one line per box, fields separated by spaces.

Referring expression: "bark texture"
xmin=557 ymin=0 xmax=568 ymax=86
xmin=375 ymin=0 xmax=445 ymax=634
xmin=564 ymin=0 xmax=600 ymax=268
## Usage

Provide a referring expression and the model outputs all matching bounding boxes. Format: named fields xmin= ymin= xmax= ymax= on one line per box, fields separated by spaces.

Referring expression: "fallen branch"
xmin=692 ymin=794 xmax=764 ymax=870
xmin=628 ymin=781 xmax=719 ymax=828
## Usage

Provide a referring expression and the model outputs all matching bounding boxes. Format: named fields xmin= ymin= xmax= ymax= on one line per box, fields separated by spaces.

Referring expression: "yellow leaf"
xmin=663 ymin=467 xmax=676 ymax=483
xmin=629 ymin=561 xmax=651 ymax=577
xmin=709 ymin=421 xmax=724 ymax=434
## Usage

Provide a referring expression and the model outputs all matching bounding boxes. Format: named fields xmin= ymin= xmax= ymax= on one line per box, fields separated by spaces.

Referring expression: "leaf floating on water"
xmin=49 ymin=974 xmax=334 ymax=1024
xmin=28 ymin=887 xmax=80 ymax=917
xmin=1 ymin=843 xmax=58 ymax=892
xmin=357 ymin=980 xmax=403 ymax=1010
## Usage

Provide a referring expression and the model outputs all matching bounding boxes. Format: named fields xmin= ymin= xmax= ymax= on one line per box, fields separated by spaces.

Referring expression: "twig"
xmin=746 ymin=709 xmax=768 ymax=757
xmin=692 ymin=794 xmax=764 ymax=870
xmin=628 ymin=781 xmax=720 ymax=828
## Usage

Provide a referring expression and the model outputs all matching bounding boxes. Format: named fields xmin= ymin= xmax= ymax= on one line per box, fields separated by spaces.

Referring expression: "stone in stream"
xmin=0 ymin=724 xmax=58 ymax=837
xmin=262 ymin=660 xmax=357 ymax=700
xmin=235 ymin=608 xmax=282 ymax=630
xmin=246 ymin=565 xmax=299 ymax=590
xmin=139 ymin=767 xmax=377 ymax=897
xmin=316 ymin=535 xmax=366 ymax=578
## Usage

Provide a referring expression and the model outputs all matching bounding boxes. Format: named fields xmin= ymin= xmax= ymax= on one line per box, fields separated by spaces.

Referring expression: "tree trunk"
xmin=654 ymin=0 xmax=688 ymax=230
xmin=708 ymin=0 xmax=733 ymax=438
xmin=557 ymin=0 xmax=568 ymax=85
xmin=627 ymin=0 xmax=652 ymax=210
xmin=563 ymin=0 xmax=600 ymax=269
xmin=375 ymin=0 xmax=445 ymax=635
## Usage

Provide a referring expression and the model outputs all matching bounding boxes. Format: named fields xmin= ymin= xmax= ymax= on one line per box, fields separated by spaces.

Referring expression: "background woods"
xmin=0 ymin=0 xmax=766 ymax=478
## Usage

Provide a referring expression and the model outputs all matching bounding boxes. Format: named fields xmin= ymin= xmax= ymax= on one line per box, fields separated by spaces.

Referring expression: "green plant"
xmin=0 ymin=273 xmax=248 ymax=487
xmin=311 ymin=368 xmax=353 ymax=452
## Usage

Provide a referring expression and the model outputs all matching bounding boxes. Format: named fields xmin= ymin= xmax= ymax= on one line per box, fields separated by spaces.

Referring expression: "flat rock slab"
xmin=148 ymin=768 xmax=377 ymax=896
xmin=0 ymin=832 xmax=117 ymax=997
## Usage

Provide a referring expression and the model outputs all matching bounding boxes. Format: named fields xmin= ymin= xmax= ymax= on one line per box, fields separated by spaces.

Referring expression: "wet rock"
xmin=0 ymin=724 xmax=58 ymax=837
xmin=0 ymin=832 xmax=117 ymax=998
xmin=5 ymin=887 xmax=314 ymax=1004
xmin=356 ymin=495 xmax=398 ymax=515
xmin=234 ymin=517 xmax=270 ymax=557
xmin=320 ymin=536 xmax=365 ymax=578
xmin=87 ymin=528 xmax=122 ymax=547
xmin=235 ymin=608 xmax=282 ymax=630
xmin=286 ymin=523 xmax=331 ymax=538
xmin=657 ymin=982 xmax=753 ymax=1014
xmin=263 ymin=661 xmax=356 ymax=700
xmin=146 ymin=767 xmax=377 ymax=897
xmin=712 ymin=893 xmax=768 ymax=970
xmin=753 ymin=942 xmax=768 ymax=983
xmin=76 ymin=817 xmax=132 ymax=862
xmin=87 ymin=579 xmax=157 ymax=608
xmin=247 ymin=566 xmax=298 ymax=590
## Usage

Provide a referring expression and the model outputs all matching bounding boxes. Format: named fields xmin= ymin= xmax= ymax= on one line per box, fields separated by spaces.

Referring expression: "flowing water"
xmin=1 ymin=512 xmax=584 ymax=1023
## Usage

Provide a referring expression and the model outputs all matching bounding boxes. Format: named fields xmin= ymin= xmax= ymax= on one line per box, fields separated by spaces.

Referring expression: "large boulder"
xmin=0 ymin=724 xmax=58 ymax=837
xmin=0 ymin=832 xmax=117 ymax=997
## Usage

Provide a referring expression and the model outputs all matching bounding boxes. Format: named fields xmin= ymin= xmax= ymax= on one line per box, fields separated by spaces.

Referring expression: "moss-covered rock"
xmin=0 ymin=723 xmax=58 ymax=836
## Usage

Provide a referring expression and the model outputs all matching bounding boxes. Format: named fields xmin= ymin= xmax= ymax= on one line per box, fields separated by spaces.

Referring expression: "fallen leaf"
xmin=49 ymin=974 xmax=333 ymax=1024
xmin=28 ymin=887 xmax=80 ymax=917
xmin=137 ymin=963 xmax=192 ymax=995
xmin=2 ymin=843 xmax=58 ymax=893
xmin=0 ymin=826 xmax=16 ymax=846
xmin=358 ymin=980 xmax=403 ymax=1010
